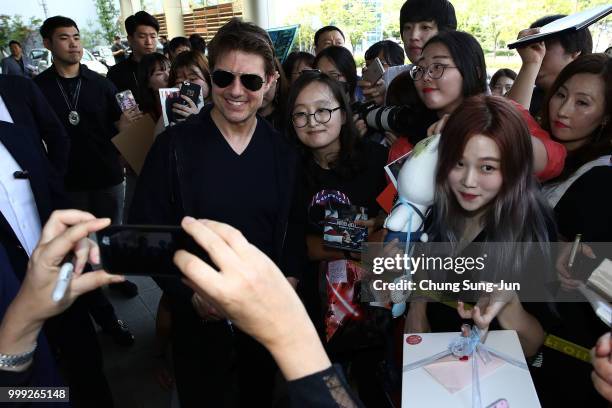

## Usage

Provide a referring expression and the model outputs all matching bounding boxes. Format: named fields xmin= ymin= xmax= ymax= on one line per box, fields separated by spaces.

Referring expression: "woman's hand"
xmin=555 ymin=241 xmax=596 ymax=290
xmin=18 ymin=210 xmax=124 ymax=322
xmin=0 ymin=210 xmax=124 ymax=369
xmin=426 ymin=114 xmax=450 ymax=137
xmin=515 ymin=28 xmax=546 ymax=66
xmin=117 ymin=106 xmax=144 ymax=131
xmin=172 ymin=95 xmax=200 ymax=120
xmin=405 ymin=300 xmax=431 ymax=333
xmin=384 ymin=131 xmax=398 ymax=147
xmin=592 ymin=332 xmax=612 ymax=402
xmin=457 ymin=291 xmax=517 ymax=335
xmin=191 ymin=292 xmax=223 ymax=321
xmin=174 ymin=217 xmax=330 ymax=380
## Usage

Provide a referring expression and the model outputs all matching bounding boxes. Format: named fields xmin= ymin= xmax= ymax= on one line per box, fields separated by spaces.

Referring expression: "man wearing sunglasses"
xmin=130 ymin=18 xmax=304 ymax=408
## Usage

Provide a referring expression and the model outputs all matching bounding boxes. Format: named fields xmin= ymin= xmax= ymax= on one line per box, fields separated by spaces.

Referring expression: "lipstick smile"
xmin=459 ymin=192 xmax=479 ymax=201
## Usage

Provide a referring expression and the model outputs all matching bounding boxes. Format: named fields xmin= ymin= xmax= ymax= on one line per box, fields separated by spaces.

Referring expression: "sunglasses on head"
xmin=211 ymin=69 xmax=265 ymax=92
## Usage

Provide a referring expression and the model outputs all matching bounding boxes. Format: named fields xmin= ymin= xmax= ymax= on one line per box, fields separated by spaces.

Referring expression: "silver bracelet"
xmin=0 ymin=342 xmax=37 ymax=368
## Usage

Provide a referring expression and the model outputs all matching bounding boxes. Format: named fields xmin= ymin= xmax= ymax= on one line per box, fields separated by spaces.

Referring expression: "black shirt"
xmin=180 ymin=112 xmax=279 ymax=260
xmin=296 ymin=142 xmax=388 ymax=328
xmin=110 ymin=43 xmax=127 ymax=64
xmin=529 ymin=86 xmax=545 ymax=121
xmin=301 ymin=142 xmax=389 ymax=233
xmin=34 ymin=64 xmax=123 ymax=191
xmin=106 ymin=55 xmax=141 ymax=105
xmin=129 ymin=105 xmax=302 ymax=311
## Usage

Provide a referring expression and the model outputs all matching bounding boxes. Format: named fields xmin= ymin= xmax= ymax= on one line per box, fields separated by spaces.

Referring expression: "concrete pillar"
xmin=119 ymin=0 xmax=142 ymax=34
xmin=242 ymin=0 xmax=270 ymax=29
xmin=180 ymin=0 xmax=192 ymax=14
xmin=162 ymin=0 xmax=186 ymax=37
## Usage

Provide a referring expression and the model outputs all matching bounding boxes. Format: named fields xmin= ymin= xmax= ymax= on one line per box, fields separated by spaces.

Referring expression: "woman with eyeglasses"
xmin=283 ymin=51 xmax=315 ymax=86
xmin=314 ymin=46 xmax=358 ymax=103
xmin=409 ymin=31 xmax=565 ymax=182
xmin=286 ymin=71 xmax=391 ymax=407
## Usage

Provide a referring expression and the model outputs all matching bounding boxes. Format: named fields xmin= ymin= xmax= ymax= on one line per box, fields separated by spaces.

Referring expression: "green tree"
xmin=0 ymin=15 xmax=42 ymax=48
xmin=286 ymin=0 xmax=378 ymax=52
xmin=381 ymin=0 xmax=404 ymax=39
xmin=94 ymin=0 xmax=121 ymax=44
xmin=80 ymin=21 xmax=106 ymax=49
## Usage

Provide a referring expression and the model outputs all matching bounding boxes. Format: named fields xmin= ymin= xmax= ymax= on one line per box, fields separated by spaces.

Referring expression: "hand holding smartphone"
xmin=116 ymin=90 xmax=138 ymax=112
xmin=96 ymin=225 xmax=208 ymax=277
xmin=362 ymin=57 xmax=385 ymax=85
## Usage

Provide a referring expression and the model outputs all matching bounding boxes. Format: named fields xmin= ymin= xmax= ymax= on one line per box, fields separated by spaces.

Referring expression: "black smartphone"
xmin=96 ymin=225 xmax=207 ymax=277
xmin=180 ymin=81 xmax=201 ymax=106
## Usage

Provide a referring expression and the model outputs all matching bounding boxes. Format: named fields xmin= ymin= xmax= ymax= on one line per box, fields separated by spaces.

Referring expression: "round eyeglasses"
xmin=292 ymin=107 xmax=342 ymax=128
xmin=410 ymin=63 xmax=458 ymax=81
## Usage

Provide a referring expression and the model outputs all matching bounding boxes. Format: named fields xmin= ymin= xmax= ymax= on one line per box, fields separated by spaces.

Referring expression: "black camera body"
xmin=351 ymin=101 xmax=427 ymax=136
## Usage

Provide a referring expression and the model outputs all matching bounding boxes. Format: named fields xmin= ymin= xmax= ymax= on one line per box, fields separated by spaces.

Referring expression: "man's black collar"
xmin=50 ymin=63 xmax=97 ymax=80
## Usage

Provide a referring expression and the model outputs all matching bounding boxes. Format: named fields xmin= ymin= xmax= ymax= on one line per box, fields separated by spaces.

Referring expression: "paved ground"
xmin=97 ymin=276 xmax=179 ymax=408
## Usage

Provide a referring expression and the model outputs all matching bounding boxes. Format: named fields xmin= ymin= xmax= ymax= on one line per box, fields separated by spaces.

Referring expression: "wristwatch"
xmin=0 ymin=343 xmax=37 ymax=368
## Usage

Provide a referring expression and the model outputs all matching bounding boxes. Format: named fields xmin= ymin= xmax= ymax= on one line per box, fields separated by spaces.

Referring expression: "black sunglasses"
xmin=211 ymin=69 xmax=265 ymax=92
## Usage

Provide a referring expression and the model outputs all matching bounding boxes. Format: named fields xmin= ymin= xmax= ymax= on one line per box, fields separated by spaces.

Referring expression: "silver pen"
xmin=567 ymin=234 xmax=582 ymax=269
xmin=52 ymin=254 xmax=75 ymax=302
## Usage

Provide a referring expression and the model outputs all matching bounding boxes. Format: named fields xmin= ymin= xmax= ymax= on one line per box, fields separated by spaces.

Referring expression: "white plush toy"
xmin=383 ymin=133 xmax=440 ymax=317
xmin=384 ymin=133 xmax=440 ymax=241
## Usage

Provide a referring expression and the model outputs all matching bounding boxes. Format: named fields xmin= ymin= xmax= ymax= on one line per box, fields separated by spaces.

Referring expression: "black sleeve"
xmin=0 ymin=366 xmax=34 ymax=388
xmin=105 ymin=79 xmax=122 ymax=130
xmin=128 ymin=130 xmax=191 ymax=302
xmin=106 ymin=65 xmax=120 ymax=90
xmin=281 ymin=163 xmax=308 ymax=281
xmin=28 ymin=79 xmax=70 ymax=176
xmin=287 ymin=364 xmax=365 ymax=408
xmin=554 ymin=166 xmax=612 ymax=243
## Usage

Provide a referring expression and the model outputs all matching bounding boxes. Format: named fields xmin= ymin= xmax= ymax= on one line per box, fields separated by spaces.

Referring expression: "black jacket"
xmin=129 ymin=108 xmax=306 ymax=310
xmin=0 ymin=74 xmax=69 ymax=175
xmin=0 ymin=122 xmax=67 ymax=281
xmin=106 ymin=55 xmax=140 ymax=105
xmin=34 ymin=64 xmax=123 ymax=191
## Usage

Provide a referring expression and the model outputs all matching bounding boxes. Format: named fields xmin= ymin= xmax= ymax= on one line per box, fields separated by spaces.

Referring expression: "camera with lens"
xmin=351 ymin=101 xmax=427 ymax=136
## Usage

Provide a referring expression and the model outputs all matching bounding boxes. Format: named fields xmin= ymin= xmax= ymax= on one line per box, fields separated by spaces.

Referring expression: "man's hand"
xmin=359 ymin=78 xmax=386 ymax=106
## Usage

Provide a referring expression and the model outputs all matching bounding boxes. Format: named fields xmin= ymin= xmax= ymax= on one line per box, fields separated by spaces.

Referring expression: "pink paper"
xmin=423 ymin=355 xmax=505 ymax=393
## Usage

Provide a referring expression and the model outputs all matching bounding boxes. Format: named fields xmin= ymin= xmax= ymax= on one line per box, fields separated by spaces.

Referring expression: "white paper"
xmin=402 ymin=330 xmax=541 ymax=408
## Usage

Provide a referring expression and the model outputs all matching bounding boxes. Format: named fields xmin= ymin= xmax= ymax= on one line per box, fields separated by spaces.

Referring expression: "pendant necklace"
xmin=56 ymin=77 xmax=82 ymax=126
